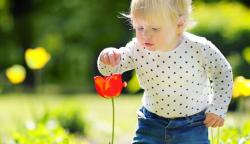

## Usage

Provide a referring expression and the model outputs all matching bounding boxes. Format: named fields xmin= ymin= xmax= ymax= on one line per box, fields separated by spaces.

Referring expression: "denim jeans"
xmin=132 ymin=106 xmax=209 ymax=144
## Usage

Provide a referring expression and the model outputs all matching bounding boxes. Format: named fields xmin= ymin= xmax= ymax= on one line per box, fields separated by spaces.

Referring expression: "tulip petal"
xmin=105 ymin=74 xmax=123 ymax=97
xmin=94 ymin=74 xmax=126 ymax=98
xmin=93 ymin=76 xmax=106 ymax=97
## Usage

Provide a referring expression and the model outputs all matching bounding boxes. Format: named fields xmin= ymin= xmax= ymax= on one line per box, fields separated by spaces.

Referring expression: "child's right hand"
xmin=100 ymin=48 xmax=121 ymax=67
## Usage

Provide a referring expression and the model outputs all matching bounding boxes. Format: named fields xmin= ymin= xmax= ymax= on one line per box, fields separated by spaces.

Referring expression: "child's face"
xmin=133 ymin=18 xmax=178 ymax=51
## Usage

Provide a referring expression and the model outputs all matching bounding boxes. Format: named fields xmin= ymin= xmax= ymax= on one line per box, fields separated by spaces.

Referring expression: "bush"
xmin=218 ymin=119 xmax=250 ymax=143
xmin=12 ymin=120 xmax=70 ymax=144
xmin=39 ymin=107 xmax=86 ymax=135
xmin=191 ymin=2 xmax=250 ymax=77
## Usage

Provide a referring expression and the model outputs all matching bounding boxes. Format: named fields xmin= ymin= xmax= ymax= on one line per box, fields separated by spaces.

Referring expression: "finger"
xmin=217 ymin=119 xmax=224 ymax=127
xmin=108 ymin=51 xmax=116 ymax=66
xmin=220 ymin=119 xmax=224 ymax=127
xmin=100 ymin=53 xmax=106 ymax=63
xmin=100 ymin=53 xmax=105 ymax=62
xmin=212 ymin=119 xmax=221 ymax=128
xmin=204 ymin=115 xmax=213 ymax=124
xmin=206 ymin=119 xmax=217 ymax=127
xmin=113 ymin=50 xmax=121 ymax=65
xmin=103 ymin=53 xmax=110 ymax=64
xmin=213 ymin=118 xmax=224 ymax=127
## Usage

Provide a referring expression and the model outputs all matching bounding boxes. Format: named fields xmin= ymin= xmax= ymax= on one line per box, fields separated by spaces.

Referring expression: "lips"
xmin=144 ymin=43 xmax=154 ymax=47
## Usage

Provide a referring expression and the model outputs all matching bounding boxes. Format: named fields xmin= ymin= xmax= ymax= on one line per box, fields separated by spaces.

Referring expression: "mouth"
xmin=144 ymin=43 xmax=154 ymax=47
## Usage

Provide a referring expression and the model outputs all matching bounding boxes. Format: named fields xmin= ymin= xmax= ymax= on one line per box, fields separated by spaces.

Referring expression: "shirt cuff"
xmin=205 ymin=105 xmax=228 ymax=119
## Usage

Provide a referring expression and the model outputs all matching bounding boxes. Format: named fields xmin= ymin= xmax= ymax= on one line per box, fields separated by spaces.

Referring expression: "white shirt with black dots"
xmin=97 ymin=32 xmax=233 ymax=118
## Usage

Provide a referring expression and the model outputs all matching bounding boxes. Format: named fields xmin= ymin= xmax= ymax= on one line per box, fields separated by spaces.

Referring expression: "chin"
xmin=148 ymin=48 xmax=156 ymax=51
xmin=146 ymin=47 xmax=156 ymax=51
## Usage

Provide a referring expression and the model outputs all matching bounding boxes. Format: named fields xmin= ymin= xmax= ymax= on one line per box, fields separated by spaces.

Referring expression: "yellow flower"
xmin=6 ymin=65 xmax=26 ymax=84
xmin=233 ymin=76 xmax=250 ymax=98
xmin=25 ymin=47 xmax=51 ymax=70
xmin=242 ymin=79 xmax=250 ymax=97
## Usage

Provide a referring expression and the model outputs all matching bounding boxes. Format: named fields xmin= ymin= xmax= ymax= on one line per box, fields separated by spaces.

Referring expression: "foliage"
xmin=12 ymin=120 xmax=70 ymax=144
xmin=30 ymin=0 xmax=131 ymax=92
xmin=39 ymin=107 xmax=86 ymax=135
xmin=209 ymin=120 xmax=250 ymax=143
xmin=242 ymin=47 xmax=250 ymax=64
xmin=191 ymin=2 xmax=250 ymax=77
xmin=0 ymin=0 xmax=250 ymax=93
xmin=194 ymin=0 xmax=250 ymax=6
xmin=0 ymin=94 xmax=250 ymax=143
xmin=126 ymin=71 xmax=140 ymax=93
xmin=0 ymin=0 xmax=131 ymax=92
xmin=11 ymin=119 xmax=90 ymax=144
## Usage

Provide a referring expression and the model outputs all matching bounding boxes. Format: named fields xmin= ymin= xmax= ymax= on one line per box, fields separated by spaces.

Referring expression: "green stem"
xmin=211 ymin=128 xmax=214 ymax=144
xmin=217 ymin=128 xmax=220 ymax=144
xmin=111 ymin=97 xmax=115 ymax=144
xmin=35 ymin=70 xmax=43 ymax=93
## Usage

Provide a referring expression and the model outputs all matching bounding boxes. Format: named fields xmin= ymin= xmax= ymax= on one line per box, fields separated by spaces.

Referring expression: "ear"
xmin=177 ymin=16 xmax=186 ymax=34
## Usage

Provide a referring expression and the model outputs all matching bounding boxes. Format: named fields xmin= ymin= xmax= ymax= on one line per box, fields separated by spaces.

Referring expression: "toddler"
xmin=97 ymin=0 xmax=233 ymax=143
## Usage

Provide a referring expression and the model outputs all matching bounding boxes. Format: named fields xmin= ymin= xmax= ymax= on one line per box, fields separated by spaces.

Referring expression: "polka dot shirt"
xmin=97 ymin=32 xmax=233 ymax=118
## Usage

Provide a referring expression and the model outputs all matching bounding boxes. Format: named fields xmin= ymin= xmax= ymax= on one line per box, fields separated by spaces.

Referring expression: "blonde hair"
xmin=122 ymin=0 xmax=193 ymax=28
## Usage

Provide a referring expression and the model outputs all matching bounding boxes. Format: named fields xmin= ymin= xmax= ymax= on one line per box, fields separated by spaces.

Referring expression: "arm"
xmin=202 ymin=41 xmax=233 ymax=127
xmin=97 ymin=39 xmax=136 ymax=76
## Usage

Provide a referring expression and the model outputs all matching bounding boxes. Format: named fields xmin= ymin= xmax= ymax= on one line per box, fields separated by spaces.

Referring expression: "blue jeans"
xmin=132 ymin=106 xmax=209 ymax=144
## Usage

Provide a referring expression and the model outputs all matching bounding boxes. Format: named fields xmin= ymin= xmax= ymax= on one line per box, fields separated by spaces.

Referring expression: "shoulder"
xmin=184 ymin=32 xmax=209 ymax=46
xmin=184 ymin=32 xmax=218 ymax=51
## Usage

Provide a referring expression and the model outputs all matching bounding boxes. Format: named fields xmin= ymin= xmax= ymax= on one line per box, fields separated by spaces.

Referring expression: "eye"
xmin=136 ymin=27 xmax=144 ymax=31
xmin=152 ymin=28 xmax=160 ymax=32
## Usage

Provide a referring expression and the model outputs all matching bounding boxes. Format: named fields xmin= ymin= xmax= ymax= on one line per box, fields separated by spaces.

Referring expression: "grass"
xmin=0 ymin=93 xmax=250 ymax=144
xmin=0 ymin=93 xmax=142 ymax=144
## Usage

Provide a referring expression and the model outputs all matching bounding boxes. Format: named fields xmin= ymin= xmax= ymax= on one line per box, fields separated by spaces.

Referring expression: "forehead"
xmin=133 ymin=18 xmax=160 ymax=27
xmin=132 ymin=15 xmax=176 ymax=29
xmin=132 ymin=13 xmax=165 ymax=27
xmin=131 ymin=7 xmax=173 ymax=27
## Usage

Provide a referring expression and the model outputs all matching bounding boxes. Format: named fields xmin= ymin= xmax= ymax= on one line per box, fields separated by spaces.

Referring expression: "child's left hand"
xmin=203 ymin=113 xmax=224 ymax=128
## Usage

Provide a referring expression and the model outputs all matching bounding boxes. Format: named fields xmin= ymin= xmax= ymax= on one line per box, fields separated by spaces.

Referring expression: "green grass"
xmin=0 ymin=93 xmax=141 ymax=144
xmin=0 ymin=94 xmax=250 ymax=144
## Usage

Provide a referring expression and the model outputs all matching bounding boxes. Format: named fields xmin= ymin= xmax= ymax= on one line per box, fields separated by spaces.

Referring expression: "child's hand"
xmin=203 ymin=113 xmax=224 ymax=127
xmin=100 ymin=48 xmax=121 ymax=67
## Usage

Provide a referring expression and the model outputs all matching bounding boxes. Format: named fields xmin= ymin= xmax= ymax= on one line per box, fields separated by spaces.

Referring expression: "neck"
xmin=161 ymin=33 xmax=184 ymax=52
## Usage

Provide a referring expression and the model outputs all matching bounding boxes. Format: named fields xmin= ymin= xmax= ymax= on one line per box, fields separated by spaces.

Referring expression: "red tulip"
xmin=94 ymin=74 xmax=127 ymax=98
xmin=93 ymin=73 xmax=127 ymax=144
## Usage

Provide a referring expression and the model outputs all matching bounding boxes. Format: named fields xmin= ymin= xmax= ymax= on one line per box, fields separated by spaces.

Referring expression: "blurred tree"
xmin=191 ymin=2 xmax=250 ymax=78
xmin=194 ymin=0 xmax=250 ymax=6
xmin=10 ymin=0 xmax=35 ymax=88
xmin=0 ymin=0 xmax=249 ymax=93
xmin=0 ymin=0 xmax=21 ymax=68
xmin=1 ymin=0 xmax=132 ymax=93
xmin=29 ymin=0 xmax=132 ymax=92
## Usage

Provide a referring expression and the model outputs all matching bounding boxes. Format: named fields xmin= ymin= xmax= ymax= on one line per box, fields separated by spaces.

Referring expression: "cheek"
xmin=154 ymin=33 xmax=166 ymax=43
xmin=136 ymin=32 xmax=144 ymax=44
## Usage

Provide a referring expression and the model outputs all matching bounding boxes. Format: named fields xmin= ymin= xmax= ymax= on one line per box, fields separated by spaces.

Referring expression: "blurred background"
xmin=0 ymin=0 xmax=250 ymax=143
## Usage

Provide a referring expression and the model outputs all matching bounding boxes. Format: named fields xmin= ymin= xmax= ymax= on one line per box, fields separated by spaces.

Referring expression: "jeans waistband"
xmin=141 ymin=106 xmax=206 ymax=121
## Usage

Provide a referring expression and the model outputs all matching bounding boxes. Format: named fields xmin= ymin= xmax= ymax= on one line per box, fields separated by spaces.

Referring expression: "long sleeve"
xmin=202 ymin=41 xmax=233 ymax=118
xmin=97 ymin=39 xmax=136 ymax=76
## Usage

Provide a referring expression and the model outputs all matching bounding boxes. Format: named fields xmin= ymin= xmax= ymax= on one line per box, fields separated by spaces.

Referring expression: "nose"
xmin=142 ymin=29 xmax=152 ymax=40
